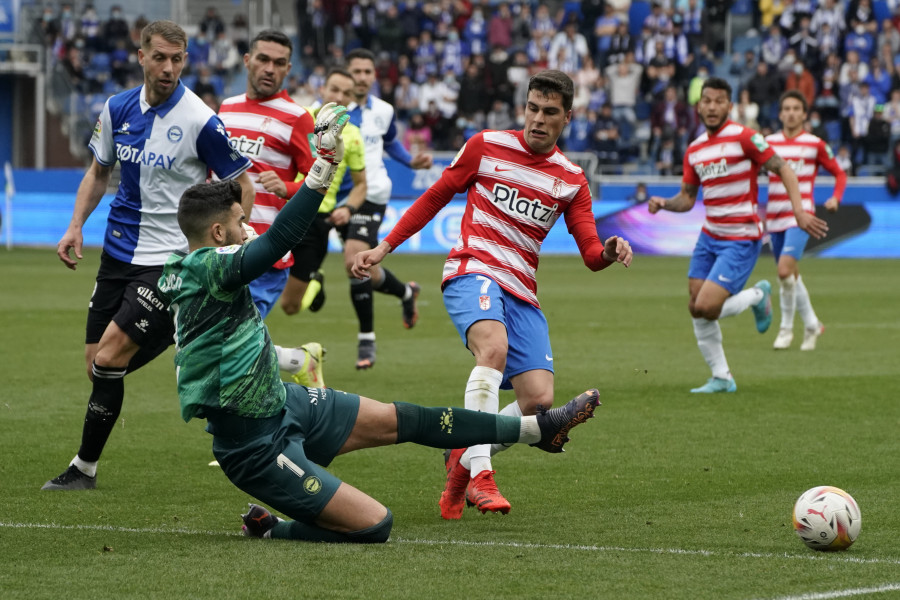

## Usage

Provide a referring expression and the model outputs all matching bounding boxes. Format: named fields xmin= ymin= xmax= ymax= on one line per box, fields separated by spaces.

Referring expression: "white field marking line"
xmin=3 ymin=521 xmax=900 ymax=569
xmin=393 ymin=537 xmax=900 ymax=566
xmin=759 ymin=582 xmax=900 ymax=600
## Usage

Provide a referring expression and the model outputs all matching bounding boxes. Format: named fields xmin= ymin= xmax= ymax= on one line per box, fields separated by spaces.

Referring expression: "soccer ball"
xmin=792 ymin=486 xmax=862 ymax=551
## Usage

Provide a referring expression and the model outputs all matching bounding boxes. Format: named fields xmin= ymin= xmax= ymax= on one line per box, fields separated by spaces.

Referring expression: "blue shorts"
xmin=769 ymin=227 xmax=810 ymax=262
xmin=688 ymin=231 xmax=762 ymax=295
xmin=443 ymin=274 xmax=553 ymax=390
xmin=210 ymin=384 xmax=360 ymax=523
xmin=248 ymin=267 xmax=290 ymax=318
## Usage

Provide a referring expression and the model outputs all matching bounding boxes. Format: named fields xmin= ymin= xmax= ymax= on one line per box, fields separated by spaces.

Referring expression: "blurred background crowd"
xmin=23 ymin=0 xmax=900 ymax=176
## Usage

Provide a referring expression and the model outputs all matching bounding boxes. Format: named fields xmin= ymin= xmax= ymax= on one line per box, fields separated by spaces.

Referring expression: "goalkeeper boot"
xmin=291 ymin=343 xmax=326 ymax=388
xmin=439 ymin=448 xmax=470 ymax=520
xmin=356 ymin=339 xmax=376 ymax=370
xmin=401 ymin=282 xmax=421 ymax=329
xmin=241 ymin=504 xmax=281 ymax=538
xmin=801 ymin=322 xmax=825 ymax=351
xmin=465 ymin=470 xmax=511 ymax=515
xmin=532 ymin=389 xmax=601 ymax=453
xmin=690 ymin=377 xmax=737 ymax=393
xmin=752 ymin=280 xmax=773 ymax=334
xmin=41 ymin=465 xmax=96 ymax=491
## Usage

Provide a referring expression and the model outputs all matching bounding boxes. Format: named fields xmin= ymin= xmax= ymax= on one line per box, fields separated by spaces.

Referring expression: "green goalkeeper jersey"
xmin=159 ymin=244 xmax=284 ymax=422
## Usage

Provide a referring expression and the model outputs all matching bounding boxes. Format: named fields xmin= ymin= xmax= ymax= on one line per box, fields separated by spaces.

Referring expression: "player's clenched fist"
xmin=306 ymin=102 xmax=350 ymax=191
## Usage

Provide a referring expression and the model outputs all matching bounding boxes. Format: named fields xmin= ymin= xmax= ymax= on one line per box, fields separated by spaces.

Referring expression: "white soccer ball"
xmin=792 ymin=486 xmax=862 ymax=551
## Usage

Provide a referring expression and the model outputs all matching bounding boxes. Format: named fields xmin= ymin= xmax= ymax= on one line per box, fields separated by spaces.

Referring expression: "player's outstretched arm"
xmin=763 ymin=154 xmax=829 ymax=239
xmin=648 ymin=182 xmax=698 ymax=214
xmin=352 ymin=241 xmax=391 ymax=279
xmin=58 ymin=158 xmax=113 ymax=270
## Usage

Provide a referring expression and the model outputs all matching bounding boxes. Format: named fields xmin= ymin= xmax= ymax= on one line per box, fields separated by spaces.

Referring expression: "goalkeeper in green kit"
xmin=158 ymin=103 xmax=602 ymax=543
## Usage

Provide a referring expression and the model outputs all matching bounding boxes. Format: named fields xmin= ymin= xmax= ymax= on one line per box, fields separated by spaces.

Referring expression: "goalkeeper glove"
xmin=305 ymin=102 xmax=350 ymax=191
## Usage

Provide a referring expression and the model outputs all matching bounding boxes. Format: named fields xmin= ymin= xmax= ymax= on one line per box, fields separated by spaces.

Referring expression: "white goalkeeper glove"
xmin=305 ymin=102 xmax=350 ymax=191
xmin=241 ymin=223 xmax=259 ymax=243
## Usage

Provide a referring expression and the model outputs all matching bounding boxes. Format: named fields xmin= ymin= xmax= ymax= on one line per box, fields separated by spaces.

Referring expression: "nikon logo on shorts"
xmin=490 ymin=183 xmax=558 ymax=225
xmin=115 ymin=143 xmax=176 ymax=169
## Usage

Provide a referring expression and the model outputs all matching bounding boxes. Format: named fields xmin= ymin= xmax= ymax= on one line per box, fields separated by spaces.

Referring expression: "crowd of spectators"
xmin=30 ymin=0 xmax=900 ymax=176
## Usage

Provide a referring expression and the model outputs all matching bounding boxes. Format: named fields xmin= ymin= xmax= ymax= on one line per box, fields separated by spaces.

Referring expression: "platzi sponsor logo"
xmin=696 ymin=158 xmax=728 ymax=180
xmin=490 ymin=183 xmax=559 ymax=225
xmin=116 ymin=143 xmax=176 ymax=169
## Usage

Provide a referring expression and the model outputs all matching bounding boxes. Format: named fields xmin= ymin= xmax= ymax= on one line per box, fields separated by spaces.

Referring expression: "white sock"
xmin=274 ymin=345 xmax=304 ymax=374
xmin=357 ymin=331 xmax=376 ymax=342
xmin=719 ymin=287 xmax=763 ymax=319
xmin=779 ymin=275 xmax=797 ymax=330
xmin=517 ymin=415 xmax=541 ymax=445
xmin=459 ymin=366 xmax=502 ymax=475
xmin=491 ymin=401 xmax=523 ymax=455
xmin=71 ymin=455 xmax=97 ymax=477
xmin=795 ymin=275 xmax=819 ymax=329
xmin=693 ymin=317 xmax=731 ymax=380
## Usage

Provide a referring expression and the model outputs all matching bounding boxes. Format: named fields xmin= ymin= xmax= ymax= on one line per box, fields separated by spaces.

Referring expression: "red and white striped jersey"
xmin=384 ymin=130 xmax=611 ymax=307
xmin=218 ymin=90 xmax=315 ymax=268
xmin=765 ymin=131 xmax=846 ymax=233
xmin=683 ymin=120 xmax=775 ymax=241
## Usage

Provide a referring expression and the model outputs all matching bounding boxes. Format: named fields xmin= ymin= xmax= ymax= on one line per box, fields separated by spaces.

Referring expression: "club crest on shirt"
xmin=479 ymin=295 xmax=491 ymax=310
xmin=167 ymin=125 xmax=183 ymax=143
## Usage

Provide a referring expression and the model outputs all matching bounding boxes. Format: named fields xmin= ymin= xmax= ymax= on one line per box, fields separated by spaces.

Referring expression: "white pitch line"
xmin=760 ymin=583 xmax=900 ymax=600
xmin=3 ymin=521 xmax=899 ymax=569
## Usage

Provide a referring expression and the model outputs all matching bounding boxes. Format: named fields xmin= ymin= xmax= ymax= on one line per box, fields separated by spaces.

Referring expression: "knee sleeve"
xmin=347 ymin=508 xmax=393 ymax=544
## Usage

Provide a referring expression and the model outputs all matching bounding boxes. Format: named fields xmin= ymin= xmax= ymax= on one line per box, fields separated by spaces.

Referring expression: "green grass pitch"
xmin=1 ymin=248 xmax=898 ymax=599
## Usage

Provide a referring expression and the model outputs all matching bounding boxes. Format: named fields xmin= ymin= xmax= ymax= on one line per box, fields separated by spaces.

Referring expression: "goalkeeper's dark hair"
xmin=249 ymin=29 xmax=292 ymax=54
xmin=346 ymin=47 xmax=376 ymax=65
xmin=527 ymin=70 xmax=575 ymax=112
xmin=178 ymin=180 xmax=242 ymax=242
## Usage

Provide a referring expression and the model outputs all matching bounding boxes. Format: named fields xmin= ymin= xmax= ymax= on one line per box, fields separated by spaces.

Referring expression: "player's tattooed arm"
xmin=648 ymin=182 xmax=698 ymax=213
xmin=763 ymin=154 xmax=787 ymax=175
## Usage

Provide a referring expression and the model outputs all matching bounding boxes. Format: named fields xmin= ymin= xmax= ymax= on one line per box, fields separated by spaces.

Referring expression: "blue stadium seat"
xmin=628 ymin=1 xmax=652 ymax=37
xmin=823 ymin=120 xmax=842 ymax=146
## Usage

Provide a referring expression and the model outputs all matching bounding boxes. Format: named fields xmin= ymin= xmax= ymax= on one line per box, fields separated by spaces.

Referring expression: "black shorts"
xmin=85 ymin=251 xmax=175 ymax=358
xmin=289 ymin=202 xmax=386 ymax=281
xmin=340 ymin=201 xmax=385 ymax=249
xmin=290 ymin=213 xmax=333 ymax=281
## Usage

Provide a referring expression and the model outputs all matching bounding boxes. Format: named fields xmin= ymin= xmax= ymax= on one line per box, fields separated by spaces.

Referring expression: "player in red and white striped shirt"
xmin=353 ymin=71 xmax=633 ymax=519
xmin=766 ymin=90 xmax=845 ymax=351
xmin=649 ymin=78 xmax=828 ymax=394
xmin=217 ymin=30 xmax=323 ymax=388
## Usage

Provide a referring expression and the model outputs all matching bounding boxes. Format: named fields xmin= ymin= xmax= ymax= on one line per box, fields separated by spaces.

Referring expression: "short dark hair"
xmin=779 ymin=89 xmax=808 ymax=113
xmin=141 ymin=20 xmax=187 ymax=51
xmin=178 ymin=180 xmax=242 ymax=242
xmin=346 ymin=47 xmax=376 ymax=65
xmin=700 ymin=77 xmax=733 ymax=100
xmin=325 ymin=66 xmax=354 ymax=84
xmin=250 ymin=29 xmax=292 ymax=55
xmin=527 ymin=70 xmax=575 ymax=112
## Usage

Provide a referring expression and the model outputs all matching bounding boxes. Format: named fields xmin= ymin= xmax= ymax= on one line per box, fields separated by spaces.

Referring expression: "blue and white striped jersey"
xmin=348 ymin=94 xmax=411 ymax=206
xmin=90 ymin=82 xmax=251 ymax=265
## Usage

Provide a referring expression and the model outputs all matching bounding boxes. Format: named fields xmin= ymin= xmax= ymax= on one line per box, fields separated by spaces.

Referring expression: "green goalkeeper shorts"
xmin=210 ymin=383 xmax=360 ymax=523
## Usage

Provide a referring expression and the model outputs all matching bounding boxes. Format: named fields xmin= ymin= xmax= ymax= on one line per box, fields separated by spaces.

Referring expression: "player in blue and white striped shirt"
xmin=43 ymin=20 xmax=254 ymax=491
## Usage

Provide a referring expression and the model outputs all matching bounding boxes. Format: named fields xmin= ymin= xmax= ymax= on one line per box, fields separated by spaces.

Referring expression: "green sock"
xmin=393 ymin=402 xmax=520 ymax=448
